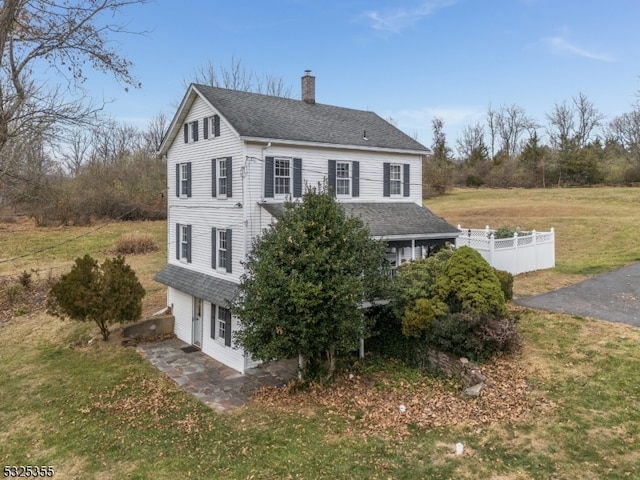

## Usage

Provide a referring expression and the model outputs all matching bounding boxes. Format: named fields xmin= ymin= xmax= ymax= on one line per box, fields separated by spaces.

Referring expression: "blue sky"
xmin=83 ymin=0 xmax=640 ymax=148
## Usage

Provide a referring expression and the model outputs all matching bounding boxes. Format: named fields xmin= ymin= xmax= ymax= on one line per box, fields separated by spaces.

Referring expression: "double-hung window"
xmin=176 ymin=223 xmax=191 ymax=263
xmin=211 ymin=228 xmax=232 ymax=273
xmin=336 ymin=162 xmax=351 ymax=196
xmin=212 ymin=157 xmax=232 ymax=198
xmin=274 ymin=158 xmax=291 ymax=195
xmin=175 ymin=162 xmax=191 ymax=197
xmin=218 ymin=306 xmax=231 ymax=346
xmin=184 ymin=121 xmax=198 ymax=143
xmin=218 ymin=230 xmax=228 ymax=270
xmin=218 ymin=159 xmax=227 ymax=197
xmin=181 ymin=163 xmax=189 ymax=196
xmin=204 ymin=115 xmax=220 ymax=139
xmin=390 ymin=164 xmax=402 ymax=195
xmin=211 ymin=305 xmax=232 ymax=347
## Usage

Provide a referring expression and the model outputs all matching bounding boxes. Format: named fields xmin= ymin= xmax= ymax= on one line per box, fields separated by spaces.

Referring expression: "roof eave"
xmin=241 ymin=136 xmax=429 ymax=156
xmin=373 ymin=232 xmax=461 ymax=241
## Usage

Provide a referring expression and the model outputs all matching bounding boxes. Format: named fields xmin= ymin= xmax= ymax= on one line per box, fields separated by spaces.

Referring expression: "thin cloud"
xmin=544 ymin=35 xmax=614 ymax=62
xmin=364 ymin=0 xmax=456 ymax=34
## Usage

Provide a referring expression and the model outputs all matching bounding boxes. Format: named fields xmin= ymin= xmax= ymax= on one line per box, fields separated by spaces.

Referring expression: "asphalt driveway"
xmin=515 ymin=262 xmax=640 ymax=327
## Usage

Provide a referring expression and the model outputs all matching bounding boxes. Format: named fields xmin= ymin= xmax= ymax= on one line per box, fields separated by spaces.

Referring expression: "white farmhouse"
xmin=155 ymin=71 xmax=460 ymax=372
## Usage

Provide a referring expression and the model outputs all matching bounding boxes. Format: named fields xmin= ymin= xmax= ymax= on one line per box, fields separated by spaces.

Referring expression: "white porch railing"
xmin=455 ymin=226 xmax=555 ymax=275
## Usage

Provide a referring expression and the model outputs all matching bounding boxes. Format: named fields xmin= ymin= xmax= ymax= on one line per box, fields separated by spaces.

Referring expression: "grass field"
xmin=1 ymin=187 xmax=640 ymax=479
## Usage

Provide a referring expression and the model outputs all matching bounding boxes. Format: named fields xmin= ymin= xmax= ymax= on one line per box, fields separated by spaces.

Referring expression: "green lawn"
xmin=1 ymin=187 xmax=640 ymax=479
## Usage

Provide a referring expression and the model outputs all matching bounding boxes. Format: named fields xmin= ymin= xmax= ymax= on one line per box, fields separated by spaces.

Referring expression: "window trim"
xmin=176 ymin=223 xmax=191 ymax=263
xmin=217 ymin=229 xmax=227 ymax=270
xmin=274 ymin=157 xmax=291 ymax=196
xmin=389 ymin=163 xmax=403 ymax=196
xmin=212 ymin=227 xmax=232 ymax=273
xmin=335 ymin=161 xmax=351 ymax=196
xmin=217 ymin=158 xmax=227 ymax=198
xmin=176 ymin=162 xmax=191 ymax=198
xmin=215 ymin=305 xmax=232 ymax=347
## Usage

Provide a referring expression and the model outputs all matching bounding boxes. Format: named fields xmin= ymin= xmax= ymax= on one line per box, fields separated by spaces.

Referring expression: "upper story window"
xmin=211 ymin=227 xmax=232 ymax=273
xmin=328 ymin=159 xmax=359 ymax=198
xmin=274 ymin=158 xmax=291 ymax=195
xmin=175 ymin=162 xmax=191 ymax=197
xmin=336 ymin=162 xmax=351 ymax=196
xmin=383 ymin=162 xmax=410 ymax=198
xmin=390 ymin=164 xmax=402 ymax=195
xmin=265 ymin=157 xmax=302 ymax=199
xmin=218 ymin=229 xmax=228 ymax=270
xmin=183 ymin=120 xmax=198 ymax=143
xmin=176 ymin=223 xmax=191 ymax=263
xmin=218 ymin=159 xmax=227 ymax=197
xmin=212 ymin=157 xmax=232 ymax=198
xmin=204 ymin=115 xmax=220 ymax=139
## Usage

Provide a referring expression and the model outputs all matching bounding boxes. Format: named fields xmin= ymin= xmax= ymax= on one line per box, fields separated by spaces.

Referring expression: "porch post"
xmin=411 ymin=239 xmax=416 ymax=261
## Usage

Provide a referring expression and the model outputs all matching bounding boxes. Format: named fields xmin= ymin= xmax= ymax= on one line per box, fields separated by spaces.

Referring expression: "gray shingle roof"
xmin=259 ymin=202 xmax=460 ymax=238
xmin=154 ymin=264 xmax=237 ymax=307
xmin=193 ymin=84 xmax=429 ymax=152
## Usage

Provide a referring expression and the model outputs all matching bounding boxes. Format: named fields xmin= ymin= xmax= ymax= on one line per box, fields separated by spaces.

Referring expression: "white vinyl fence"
xmin=455 ymin=226 xmax=555 ymax=275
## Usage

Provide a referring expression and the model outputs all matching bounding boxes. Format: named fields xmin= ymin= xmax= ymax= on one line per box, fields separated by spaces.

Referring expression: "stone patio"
xmin=136 ymin=337 xmax=298 ymax=411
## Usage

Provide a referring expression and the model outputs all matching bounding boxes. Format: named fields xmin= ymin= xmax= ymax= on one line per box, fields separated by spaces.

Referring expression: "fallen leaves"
xmin=253 ymin=354 xmax=554 ymax=439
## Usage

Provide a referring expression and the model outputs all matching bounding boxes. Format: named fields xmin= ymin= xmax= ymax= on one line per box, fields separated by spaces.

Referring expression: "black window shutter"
xmin=214 ymin=115 xmax=220 ymax=137
xmin=383 ymin=163 xmax=391 ymax=197
xmin=211 ymin=159 xmax=217 ymax=197
xmin=226 ymin=229 xmax=232 ymax=273
xmin=352 ymin=161 xmax=360 ymax=197
xmin=224 ymin=309 xmax=232 ymax=347
xmin=175 ymin=164 xmax=180 ymax=197
xmin=193 ymin=120 xmax=199 ymax=142
xmin=226 ymin=157 xmax=233 ymax=197
xmin=211 ymin=227 xmax=217 ymax=268
xmin=210 ymin=306 xmax=216 ymax=339
xmin=403 ymin=164 xmax=410 ymax=197
xmin=186 ymin=225 xmax=192 ymax=263
xmin=183 ymin=124 xmax=188 ymax=143
xmin=175 ymin=223 xmax=180 ymax=260
xmin=186 ymin=162 xmax=192 ymax=197
xmin=328 ymin=160 xmax=336 ymax=197
xmin=293 ymin=158 xmax=302 ymax=198
xmin=264 ymin=156 xmax=274 ymax=198
xmin=203 ymin=117 xmax=209 ymax=139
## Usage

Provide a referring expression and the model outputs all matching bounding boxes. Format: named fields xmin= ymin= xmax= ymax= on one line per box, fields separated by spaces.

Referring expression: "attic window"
xmin=184 ymin=120 xmax=199 ymax=143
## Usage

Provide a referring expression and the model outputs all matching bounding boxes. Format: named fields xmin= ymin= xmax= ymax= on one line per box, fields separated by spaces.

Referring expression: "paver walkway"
xmin=137 ymin=338 xmax=298 ymax=411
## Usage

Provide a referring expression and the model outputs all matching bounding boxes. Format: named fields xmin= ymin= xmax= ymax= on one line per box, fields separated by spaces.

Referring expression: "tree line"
xmin=423 ymin=92 xmax=640 ymax=195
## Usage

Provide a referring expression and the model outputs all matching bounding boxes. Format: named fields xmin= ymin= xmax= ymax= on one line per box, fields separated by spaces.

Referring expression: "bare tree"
xmin=0 ymin=0 xmax=147 ymax=178
xmin=489 ymin=104 xmax=538 ymax=158
xmin=57 ymin=127 xmax=93 ymax=175
xmin=143 ymin=111 xmax=168 ymax=154
xmin=546 ymin=92 xmax=604 ymax=148
xmin=90 ymin=120 xmax=142 ymax=164
xmin=456 ymin=122 xmax=487 ymax=163
xmin=186 ymin=56 xmax=292 ymax=98
xmin=608 ymin=108 xmax=640 ymax=165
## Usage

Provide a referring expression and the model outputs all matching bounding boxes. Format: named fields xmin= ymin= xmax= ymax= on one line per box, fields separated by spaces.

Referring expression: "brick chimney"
xmin=301 ymin=70 xmax=315 ymax=104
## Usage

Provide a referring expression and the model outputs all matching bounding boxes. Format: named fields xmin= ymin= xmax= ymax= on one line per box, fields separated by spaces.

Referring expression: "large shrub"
xmin=47 ymin=255 xmax=145 ymax=340
xmin=391 ymin=246 xmax=517 ymax=362
xmin=393 ymin=248 xmax=453 ymax=337
xmin=435 ymin=246 xmax=507 ymax=318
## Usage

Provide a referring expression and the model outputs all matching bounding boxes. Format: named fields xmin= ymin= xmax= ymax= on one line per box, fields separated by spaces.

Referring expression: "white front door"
xmin=192 ymin=297 xmax=203 ymax=348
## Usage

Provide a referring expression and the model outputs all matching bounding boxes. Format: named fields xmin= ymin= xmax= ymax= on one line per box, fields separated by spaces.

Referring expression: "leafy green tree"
xmin=48 ymin=255 xmax=145 ymax=340
xmin=231 ymin=184 xmax=389 ymax=380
